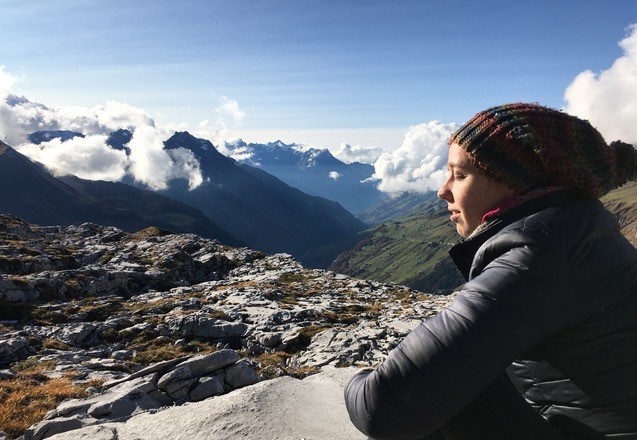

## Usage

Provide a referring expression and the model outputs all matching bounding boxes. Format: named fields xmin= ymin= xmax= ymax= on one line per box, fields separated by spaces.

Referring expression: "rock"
xmin=188 ymin=375 xmax=225 ymax=401
xmin=87 ymin=390 xmax=162 ymax=419
xmin=256 ymin=332 xmax=281 ymax=347
xmin=111 ymin=350 xmax=133 ymax=360
xmin=0 ymin=333 xmax=33 ymax=365
xmin=44 ymin=367 xmax=366 ymax=440
xmin=48 ymin=425 xmax=118 ymax=440
xmin=103 ymin=356 xmax=190 ymax=389
xmin=108 ymin=375 xmax=158 ymax=396
xmin=0 ymin=369 xmax=15 ymax=379
xmin=174 ymin=349 xmax=239 ymax=377
xmin=24 ymin=414 xmax=89 ymax=440
xmin=162 ymin=378 xmax=197 ymax=402
xmin=165 ymin=314 xmax=248 ymax=339
xmin=224 ymin=360 xmax=260 ymax=389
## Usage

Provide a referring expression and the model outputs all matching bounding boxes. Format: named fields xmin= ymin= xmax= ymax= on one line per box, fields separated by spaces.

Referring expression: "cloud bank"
xmin=0 ymin=77 xmax=245 ymax=190
xmin=565 ymin=24 xmax=637 ymax=145
xmin=331 ymin=143 xmax=386 ymax=165
xmin=371 ymin=121 xmax=457 ymax=194
xmin=16 ymin=135 xmax=128 ymax=181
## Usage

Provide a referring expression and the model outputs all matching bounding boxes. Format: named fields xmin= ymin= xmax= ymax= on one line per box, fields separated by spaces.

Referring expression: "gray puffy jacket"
xmin=344 ymin=190 xmax=637 ymax=439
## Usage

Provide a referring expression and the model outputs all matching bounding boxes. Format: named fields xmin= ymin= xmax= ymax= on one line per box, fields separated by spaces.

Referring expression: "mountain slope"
xmin=330 ymin=206 xmax=463 ymax=294
xmin=601 ymin=181 xmax=637 ymax=247
xmin=160 ymin=132 xmax=367 ymax=265
xmin=0 ymin=141 xmax=242 ymax=245
xmin=333 ymin=183 xmax=637 ymax=294
xmin=356 ymin=191 xmax=439 ymax=225
xmin=59 ymin=175 xmax=243 ymax=246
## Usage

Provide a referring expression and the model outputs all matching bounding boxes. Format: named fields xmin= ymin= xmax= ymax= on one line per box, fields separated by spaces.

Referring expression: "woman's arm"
xmin=344 ymin=233 xmax=575 ymax=439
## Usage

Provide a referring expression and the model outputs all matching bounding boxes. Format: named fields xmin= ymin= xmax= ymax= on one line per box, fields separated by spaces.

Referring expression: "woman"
xmin=344 ymin=103 xmax=637 ymax=439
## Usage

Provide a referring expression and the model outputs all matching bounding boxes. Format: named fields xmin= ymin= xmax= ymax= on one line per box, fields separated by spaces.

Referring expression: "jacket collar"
xmin=448 ymin=188 xmax=579 ymax=281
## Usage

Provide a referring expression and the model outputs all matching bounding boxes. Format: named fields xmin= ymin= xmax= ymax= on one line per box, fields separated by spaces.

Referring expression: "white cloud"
xmin=127 ymin=125 xmax=204 ymax=191
xmin=194 ymin=97 xmax=247 ymax=148
xmin=328 ymin=171 xmax=341 ymax=180
xmin=217 ymin=96 xmax=246 ymax=123
xmin=331 ymin=143 xmax=385 ymax=165
xmin=216 ymin=139 xmax=254 ymax=162
xmin=14 ymin=135 xmax=128 ymax=181
xmin=564 ymin=23 xmax=637 ymax=144
xmin=372 ymin=121 xmax=457 ymax=194
xmin=0 ymin=93 xmax=155 ymax=146
xmin=0 ymin=70 xmax=206 ymax=191
xmin=168 ymin=147 xmax=206 ymax=190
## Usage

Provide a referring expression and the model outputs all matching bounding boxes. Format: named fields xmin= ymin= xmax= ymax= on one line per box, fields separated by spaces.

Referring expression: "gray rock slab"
xmin=46 ymin=367 xmax=366 ymax=440
xmin=44 ymin=425 xmax=118 ymax=440
xmin=188 ymin=375 xmax=224 ymax=401
xmin=224 ymin=360 xmax=260 ymax=389
xmin=176 ymin=349 xmax=239 ymax=377
xmin=103 ymin=355 xmax=190 ymax=389
xmin=156 ymin=349 xmax=239 ymax=387
xmin=24 ymin=415 xmax=89 ymax=440
xmin=87 ymin=391 xmax=163 ymax=419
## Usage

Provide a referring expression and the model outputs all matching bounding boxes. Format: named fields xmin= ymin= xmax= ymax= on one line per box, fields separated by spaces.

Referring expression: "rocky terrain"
xmin=0 ymin=214 xmax=452 ymax=439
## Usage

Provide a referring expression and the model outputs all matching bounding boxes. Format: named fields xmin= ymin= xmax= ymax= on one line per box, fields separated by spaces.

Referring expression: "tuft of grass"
xmin=41 ymin=338 xmax=72 ymax=351
xmin=277 ymin=272 xmax=309 ymax=283
xmin=0 ymin=373 xmax=97 ymax=439
xmin=128 ymin=339 xmax=216 ymax=367
xmin=254 ymin=351 xmax=292 ymax=380
xmin=129 ymin=226 xmax=173 ymax=241
xmin=12 ymin=358 xmax=57 ymax=373
xmin=253 ymin=351 xmax=321 ymax=380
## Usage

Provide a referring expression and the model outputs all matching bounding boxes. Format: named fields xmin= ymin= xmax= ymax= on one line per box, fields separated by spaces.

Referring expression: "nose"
xmin=437 ymin=178 xmax=452 ymax=202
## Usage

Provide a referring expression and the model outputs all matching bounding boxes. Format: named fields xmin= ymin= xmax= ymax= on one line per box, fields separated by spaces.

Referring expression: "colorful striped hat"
xmin=449 ymin=103 xmax=637 ymax=198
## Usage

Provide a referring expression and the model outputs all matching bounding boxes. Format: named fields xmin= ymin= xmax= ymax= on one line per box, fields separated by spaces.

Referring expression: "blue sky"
xmin=1 ymin=1 xmax=637 ymax=195
xmin=1 ymin=0 xmax=636 ymax=151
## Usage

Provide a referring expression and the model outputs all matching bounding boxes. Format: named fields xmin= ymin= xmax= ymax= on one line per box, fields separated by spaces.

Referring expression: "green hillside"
xmin=601 ymin=181 xmax=637 ymax=247
xmin=330 ymin=208 xmax=463 ymax=294
xmin=333 ymin=182 xmax=637 ymax=295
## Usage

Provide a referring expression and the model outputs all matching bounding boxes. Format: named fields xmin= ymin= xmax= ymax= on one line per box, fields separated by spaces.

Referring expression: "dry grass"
xmin=128 ymin=339 xmax=217 ymax=366
xmin=253 ymin=351 xmax=321 ymax=380
xmin=0 ymin=361 xmax=98 ymax=439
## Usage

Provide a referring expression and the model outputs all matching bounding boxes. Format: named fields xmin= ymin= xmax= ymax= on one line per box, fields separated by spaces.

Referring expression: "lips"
xmin=449 ymin=209 xmax=460 ymax=222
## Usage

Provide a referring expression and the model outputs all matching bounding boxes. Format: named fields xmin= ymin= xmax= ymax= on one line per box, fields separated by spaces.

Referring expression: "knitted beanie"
xmin=449 ymin=102 xmax=637 ymax=198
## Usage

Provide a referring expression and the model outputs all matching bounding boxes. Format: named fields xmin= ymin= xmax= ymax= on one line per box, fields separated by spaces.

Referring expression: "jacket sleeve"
xmin=344 ymin=230 xmax=578 ymax=439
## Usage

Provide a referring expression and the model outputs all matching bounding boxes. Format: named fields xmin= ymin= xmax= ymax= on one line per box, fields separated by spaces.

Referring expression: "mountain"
xmin=0 ymin=141 xmax=242 ymax=245
xmin=0 ymin=215 xmax=451 ymax=439
xmin=224 ymin=140 xmax=384 ymax=213
xmin=28 ymin=130 xmax=85 ymax=144
xmin=330 ymin=199 xmax=463 ymax=294
xmin=160 ymin=132 xmax=367 ymax=266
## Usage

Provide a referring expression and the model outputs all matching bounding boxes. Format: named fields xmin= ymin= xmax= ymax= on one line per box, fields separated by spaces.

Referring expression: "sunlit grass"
xmin=0 ymin=361 xmax=101 ymax=439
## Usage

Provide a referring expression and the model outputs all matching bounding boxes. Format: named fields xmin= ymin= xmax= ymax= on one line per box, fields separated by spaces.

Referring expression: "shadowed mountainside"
xmin=160 ymin=132 xmax=367 ymax=266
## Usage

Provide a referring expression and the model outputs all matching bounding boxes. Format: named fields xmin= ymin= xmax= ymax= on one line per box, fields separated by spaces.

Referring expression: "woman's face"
xmin=437 ymin=143 xmax=517 ymax=237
